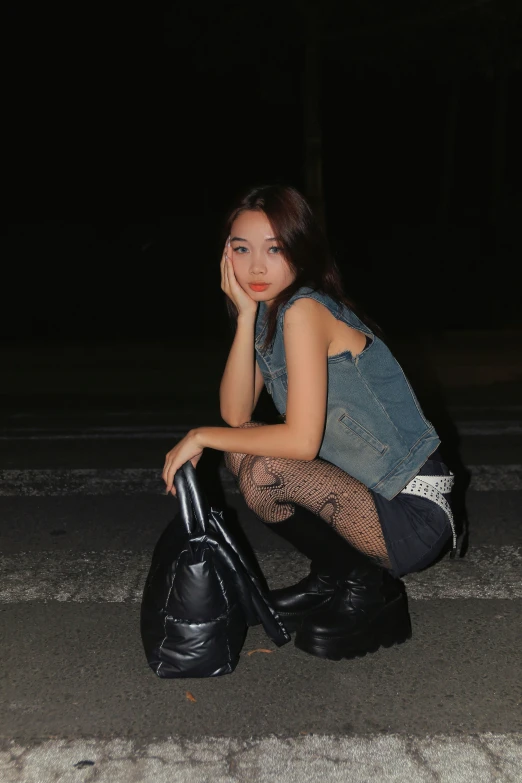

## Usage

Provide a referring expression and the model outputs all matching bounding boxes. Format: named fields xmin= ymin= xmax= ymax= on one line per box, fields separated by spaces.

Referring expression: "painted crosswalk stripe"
xmin=1 ymin=733 xmax=521 ymax=782
xmin=0 ymin=545 xmax=520 ymax=603
xmin=0 ymin=465 xmax=521 ymax=495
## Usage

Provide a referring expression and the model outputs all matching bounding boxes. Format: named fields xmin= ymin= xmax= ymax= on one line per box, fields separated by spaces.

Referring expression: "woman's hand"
xmin=162 ymin=429 xmax=204 ymax=496
xmin=220 ymin=237 xmax=258 ymax=318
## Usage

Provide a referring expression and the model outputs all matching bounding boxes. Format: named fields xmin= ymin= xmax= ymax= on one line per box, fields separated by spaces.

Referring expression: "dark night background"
xmin=2 ymin=0 xmax=521 ymax=342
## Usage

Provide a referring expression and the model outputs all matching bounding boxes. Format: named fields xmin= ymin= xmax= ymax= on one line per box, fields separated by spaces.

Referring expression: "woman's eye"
xmin=232 ymin=245 xmax=248 ymax=254
xmin=268 ymin=246 xmax=282 ymax=254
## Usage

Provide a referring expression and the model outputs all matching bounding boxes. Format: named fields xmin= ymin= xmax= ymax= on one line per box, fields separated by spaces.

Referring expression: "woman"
xmin=162 ymin=184 xmax=455 ymax=661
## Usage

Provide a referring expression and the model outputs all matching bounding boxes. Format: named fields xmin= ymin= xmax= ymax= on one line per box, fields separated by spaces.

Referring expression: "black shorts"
xmin=371 ymin=452 xmax=453 ymax=578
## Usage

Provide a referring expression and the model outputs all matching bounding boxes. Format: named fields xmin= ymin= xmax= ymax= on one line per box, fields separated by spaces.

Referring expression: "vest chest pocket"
xmin=338 ymin=413 xmax=387 ymax=455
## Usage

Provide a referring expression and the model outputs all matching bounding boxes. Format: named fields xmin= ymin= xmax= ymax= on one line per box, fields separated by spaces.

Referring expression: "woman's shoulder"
xmin=279 ymin=287 xmax=341 ymax=319
xmin=278 ymin=289 xmax=344 ymax=344
xmin=280 ymin=287 xmax=374 ymax=339
xmin=283 ymin=295 xmax=333 ymax=327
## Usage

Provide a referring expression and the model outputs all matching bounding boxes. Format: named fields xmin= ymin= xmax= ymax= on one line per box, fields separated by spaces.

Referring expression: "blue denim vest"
xmin=254 ymin=287 xmax=440 ymax=500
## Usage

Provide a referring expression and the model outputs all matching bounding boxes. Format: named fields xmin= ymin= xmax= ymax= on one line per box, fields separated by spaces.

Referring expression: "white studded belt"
xmin=400 ymin=473 xmax=456 ymax=554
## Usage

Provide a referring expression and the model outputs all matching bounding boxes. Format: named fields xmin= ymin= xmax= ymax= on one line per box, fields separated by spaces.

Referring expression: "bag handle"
xmin=174 ymin=462 xmax=291 ymax=646
xmin=173 ymin=461 xmax=209 ymax=536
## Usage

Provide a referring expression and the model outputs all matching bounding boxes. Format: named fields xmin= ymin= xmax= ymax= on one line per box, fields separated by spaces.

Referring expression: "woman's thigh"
xmin=230 ymin=448 xmax=392 ymax=567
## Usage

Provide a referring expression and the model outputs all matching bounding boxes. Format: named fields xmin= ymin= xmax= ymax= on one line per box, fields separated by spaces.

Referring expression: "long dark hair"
xmin=222 ymin=184 xmax=378 ymax=351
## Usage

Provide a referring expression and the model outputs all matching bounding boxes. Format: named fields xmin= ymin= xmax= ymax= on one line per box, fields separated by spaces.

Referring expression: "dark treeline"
xmin=2 ymin=0 xmax=521 ymax=339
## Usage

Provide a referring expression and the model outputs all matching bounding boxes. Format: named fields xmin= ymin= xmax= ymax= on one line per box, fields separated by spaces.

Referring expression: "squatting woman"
xmin=162 ymin=184 xmax=455 ymax=661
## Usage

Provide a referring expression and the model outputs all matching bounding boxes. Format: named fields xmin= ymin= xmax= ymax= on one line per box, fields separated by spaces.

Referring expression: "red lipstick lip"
xmin=249 ymin=283 xmax=270 ymax=289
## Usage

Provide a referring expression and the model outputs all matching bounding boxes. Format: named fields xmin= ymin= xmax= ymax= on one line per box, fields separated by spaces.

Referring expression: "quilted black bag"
xmin=140 ymin=460 xmax=291 ymax=678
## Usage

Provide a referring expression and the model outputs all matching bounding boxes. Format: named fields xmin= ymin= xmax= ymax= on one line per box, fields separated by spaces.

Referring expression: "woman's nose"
xmin=249 ymin=254 xmax=267 ymax=273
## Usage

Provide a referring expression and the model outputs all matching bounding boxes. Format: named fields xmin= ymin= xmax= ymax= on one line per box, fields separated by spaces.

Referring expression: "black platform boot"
xmin=260 ymin=506 xmax=363 ymax=632
xmin=294 ymin=553 xmax=412 ymax=660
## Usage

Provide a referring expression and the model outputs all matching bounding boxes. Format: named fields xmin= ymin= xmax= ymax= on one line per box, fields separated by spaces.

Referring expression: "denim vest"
xmin=254 ymin=287 xmax=440 ymax=500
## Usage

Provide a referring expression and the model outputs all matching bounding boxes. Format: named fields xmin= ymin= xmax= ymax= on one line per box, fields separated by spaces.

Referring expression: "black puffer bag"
xmin=140 ymin=460 xmax=291 ymax=678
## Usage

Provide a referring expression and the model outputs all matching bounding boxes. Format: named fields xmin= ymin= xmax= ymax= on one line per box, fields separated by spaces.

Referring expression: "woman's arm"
xmin=219 ymin=239 xmax=264 ymax=426
xmin=201 ymin=298 xmax=329 ymax=459
xmin=163 ymin=298 xmax=330 ymax=494
xmin=219 ymin=313 xmax=261 ymax=426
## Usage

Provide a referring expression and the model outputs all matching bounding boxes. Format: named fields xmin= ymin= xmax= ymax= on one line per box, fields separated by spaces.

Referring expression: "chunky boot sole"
xmin=294 ymin=595 xmax=412 ymax=660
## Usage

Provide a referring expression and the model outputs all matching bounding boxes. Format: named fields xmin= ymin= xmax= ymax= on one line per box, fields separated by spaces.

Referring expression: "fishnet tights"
xmin=224 ymin=420 xmax=392 ymax=569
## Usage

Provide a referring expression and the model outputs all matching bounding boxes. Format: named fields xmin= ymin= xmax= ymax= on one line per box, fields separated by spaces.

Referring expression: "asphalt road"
xmin=0 ymin=368 xmax=521 ymax=781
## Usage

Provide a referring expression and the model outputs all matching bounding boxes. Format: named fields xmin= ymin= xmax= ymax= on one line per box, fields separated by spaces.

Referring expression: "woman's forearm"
xmin=219 ymin=314 xmax=257 ymax=425
xmin=195 ymin=423 xmax=315 ymax=462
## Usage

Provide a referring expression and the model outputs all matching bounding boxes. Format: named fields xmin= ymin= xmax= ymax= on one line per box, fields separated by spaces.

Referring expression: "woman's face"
xmin=229 ymin=210 xmax=296 ymax=308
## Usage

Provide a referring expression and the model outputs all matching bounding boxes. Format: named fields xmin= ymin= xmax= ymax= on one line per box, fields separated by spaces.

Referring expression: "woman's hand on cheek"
xmin=162 ymin=429 xmax=204 ymax=496
xmin=220 ymin=239 xmax=258 ymax=318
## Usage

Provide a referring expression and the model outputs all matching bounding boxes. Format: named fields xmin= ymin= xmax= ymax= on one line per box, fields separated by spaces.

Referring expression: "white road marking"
xmin=0 ymin=545 xmax=520 ymax=603
xmin=466 ymin=464 xmax=522 ymax=490
xmin=1 ymin=733 xmax=521 ymax=782
xmin=456 ymin=421 xmax=522 ymax=435
xmin=0 ymin=465 xmax=521 ymax=495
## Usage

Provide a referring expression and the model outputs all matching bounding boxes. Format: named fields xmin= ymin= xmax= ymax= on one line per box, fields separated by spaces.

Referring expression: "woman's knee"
xmin=223 ymin=451 xmax=237 ymax=476
xmin=236 ymin=419 xmax=267 ymax=431
xmin=237 ymin=454 xmax=274 ymax=507
xmin=223 ymin=421 xmax=267 ymax=477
